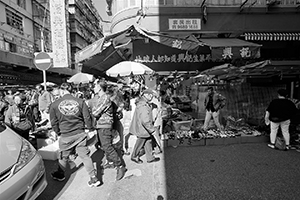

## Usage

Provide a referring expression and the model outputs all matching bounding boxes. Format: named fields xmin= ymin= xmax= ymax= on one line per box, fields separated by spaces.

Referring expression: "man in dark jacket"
xmin=129 ymin=89 xmax=160 ymax=164
xmin=90 ymin=79 xmax=126 ymax=181
xmin=49 ymin=83 xmax=100 ymax=187
xmin=203 ymin=86 xmax=226 ymax=131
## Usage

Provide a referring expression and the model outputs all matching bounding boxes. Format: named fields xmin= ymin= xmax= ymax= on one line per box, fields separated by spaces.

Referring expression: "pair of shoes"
xmin=131 ymin=157 xmax=143 ymax=164
xmin=51 ymin=170 xmax=65 ymax=181
xmin=88 ymin=176 xmax=101 ymax=187
xmin=147 ymin=157 xmax=160 ymax=163
xmin=103 ymin=161 xmax=115 ymax=169
xmin=267 ymin=143 xmax=275 ymax=149
xmin=116 ymin=166 xmax=127 ymax=181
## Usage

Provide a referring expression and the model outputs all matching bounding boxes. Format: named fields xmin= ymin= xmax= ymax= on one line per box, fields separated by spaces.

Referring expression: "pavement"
xmin=35 ymin=110 xmax=300 ymax=200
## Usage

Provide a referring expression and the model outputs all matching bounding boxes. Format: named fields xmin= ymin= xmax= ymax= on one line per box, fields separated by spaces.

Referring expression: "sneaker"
xmin=285 ymin=145 xmax=291 ymax=151
xmin=267 ymin=143 xmax=275 ymax=149
xmin=51 ymin=170 xmax=65 ymax=181
xmin=116 ymin=166 xmax=127 ymax=181
xmin=88 ymin=176 xmax=101 ymax=187
xmin=103 ymin=161 xmax=115 ymax=169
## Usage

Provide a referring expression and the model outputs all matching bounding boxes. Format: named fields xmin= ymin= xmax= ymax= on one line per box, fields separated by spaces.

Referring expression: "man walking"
xmin=130 ymin=89 xmax=160 ymax=164
xmin=91 ymin=79 xmax=127 ymax=181
xmin=203 ymin=86 xmax=226 ymax=131
xmin=49 ymin=83 xmax=100 ymax=187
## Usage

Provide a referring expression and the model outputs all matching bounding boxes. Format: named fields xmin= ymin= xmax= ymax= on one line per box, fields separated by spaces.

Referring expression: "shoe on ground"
xmin=285 ymin=145 xmax=291 ymax=151
xmin=147 ymin=157 xmax=160 ymax=163
xmin=103 ymin=161 xmax=115 ymax=169
xmin=123 ymin=149 xmax=130 ymax=156
xmin=88 ymin=176 xmax=101 ymax=187
xmin=267 ymin=143 xmax=275 ymax=149
xmin=116 ymin=166 xmax=127 ymax=181
xmin=131 ymin=157 xmax=143 ymax=164
xmin=51 ymin=170 xmax=65 ymax=182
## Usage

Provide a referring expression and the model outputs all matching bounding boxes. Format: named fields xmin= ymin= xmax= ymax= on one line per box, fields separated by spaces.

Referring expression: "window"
xmin=6 ymin=9 xmax=24 ymax=35
xmin=17 ymin=0 xmax=26 ymax=10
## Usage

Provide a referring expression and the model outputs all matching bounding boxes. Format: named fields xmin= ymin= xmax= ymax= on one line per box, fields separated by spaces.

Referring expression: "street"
xmin=36 ymin=141 xmax=300 ymax=200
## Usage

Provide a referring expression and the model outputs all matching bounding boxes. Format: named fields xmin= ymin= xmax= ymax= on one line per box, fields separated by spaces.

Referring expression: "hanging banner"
xmin=50 ymin=0 xmax=68 ymax=68
xmin=133 ymin=39 xmax=215 ymax=72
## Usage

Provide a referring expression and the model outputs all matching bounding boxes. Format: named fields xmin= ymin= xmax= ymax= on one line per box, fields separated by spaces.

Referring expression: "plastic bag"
xmin=275 ymin=137 xmax=286 ymax=150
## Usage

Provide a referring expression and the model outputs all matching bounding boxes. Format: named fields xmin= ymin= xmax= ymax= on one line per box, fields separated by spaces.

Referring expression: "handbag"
xmin=14 ymin=119 xmax=33 ymax=131
xmin=275 ymin=137 xmax=286 ymax=150
xmin=13 ymin=106 xmax=32 ymax=132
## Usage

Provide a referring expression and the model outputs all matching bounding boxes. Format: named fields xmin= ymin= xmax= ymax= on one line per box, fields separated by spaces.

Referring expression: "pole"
xmin=41 ymin=30 xmax=47 ymax=91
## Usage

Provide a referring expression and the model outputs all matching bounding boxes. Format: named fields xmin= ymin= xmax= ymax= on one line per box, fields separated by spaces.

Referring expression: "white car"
xmin=0 ymin=124 xmax=47 ymax=200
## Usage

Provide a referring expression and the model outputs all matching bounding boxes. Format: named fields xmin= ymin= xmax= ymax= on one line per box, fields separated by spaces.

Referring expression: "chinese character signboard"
xmin=132 ymin=39 xmax=215 ymax=72
xmin=50 ymin=0 xmax=69 ymax=68
xmin=211 ymin=46 xmax=260 ymax=61
xmin=169 ymin=19 xmax=201 ymax=30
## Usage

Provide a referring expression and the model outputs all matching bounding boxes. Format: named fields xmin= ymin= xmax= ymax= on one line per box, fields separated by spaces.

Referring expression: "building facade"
xmin=0 ymin=0 xmax=103 ymax=86
xmin=68 ymin=0 xmax=103 ymax=69
xmin=105 ymin=0 xmax=300 ymax=98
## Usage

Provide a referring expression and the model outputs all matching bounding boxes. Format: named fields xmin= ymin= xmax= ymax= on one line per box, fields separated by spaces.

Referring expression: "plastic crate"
xmin=172 ymin=120 xmax=193 ymax=131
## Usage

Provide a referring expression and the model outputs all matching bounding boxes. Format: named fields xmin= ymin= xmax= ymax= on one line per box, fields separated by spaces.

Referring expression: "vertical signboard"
xmin=50 ymin=0 xmax=68 ymax=68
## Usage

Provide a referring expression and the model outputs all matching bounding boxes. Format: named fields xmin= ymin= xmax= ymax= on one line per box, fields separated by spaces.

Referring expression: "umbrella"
xmin=106 ymin=61 xmax=153 ymax=77
xmin=38 ymin=82 xmax=56 ymax=87
xmin=67 ymin=72 xmax=94 ymax=84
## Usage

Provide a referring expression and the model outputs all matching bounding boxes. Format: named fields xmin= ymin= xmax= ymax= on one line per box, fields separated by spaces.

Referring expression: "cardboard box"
xmin=240 ymin=135 xmax=269 ymax=144
xmin=223 ymin=137 xmax=240 ymax=145
xmin=167 ymin=139 xmax=179 ymax=147
xmin=38 ymin=141 xmax=59 ymax=160
xmin=206 ymin=138 xmax=225 ymax=146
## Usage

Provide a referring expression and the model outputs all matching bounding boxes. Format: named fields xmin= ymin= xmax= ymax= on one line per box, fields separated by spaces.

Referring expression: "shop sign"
xmin=219 ymin=47 xmax=255 ymax=60
xmin=134 ymin=52 xmax=211 ymax=63
xmin=3 ymin=35 xmax=13 ymax=42
xmin=50 ymin=0 xmax=69 ymax=68
xmin=169 ymin=19 xmax=201 ymax=30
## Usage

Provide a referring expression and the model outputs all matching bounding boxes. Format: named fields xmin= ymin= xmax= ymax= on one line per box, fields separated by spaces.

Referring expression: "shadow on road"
xmin=163 ymin=143 xmax=300 ymax=200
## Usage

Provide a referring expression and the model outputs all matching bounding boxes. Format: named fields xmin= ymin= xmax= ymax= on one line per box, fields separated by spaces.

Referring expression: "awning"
xmin=75 ymin=37 xmax=105 ymax=63
xmin=81 ymin=44 xmax=124 ymax=77
xmin=244 ymin=32 xmax=300 ymax=41
xmin=81 ymin=25 xmax=213 ymax=73
xmin=198 ymin=60 xmax=300 ymax=80
xmin=199 ymin=38 xmax=261 ymax=61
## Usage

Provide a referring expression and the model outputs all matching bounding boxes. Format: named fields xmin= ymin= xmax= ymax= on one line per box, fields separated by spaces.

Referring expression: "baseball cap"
xmin=142 ymin=88 xmax=155 ymax=95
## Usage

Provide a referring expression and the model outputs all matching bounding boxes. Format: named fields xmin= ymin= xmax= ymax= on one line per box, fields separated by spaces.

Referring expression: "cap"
xmin=142 ymin=89 xmax=155 ymax=95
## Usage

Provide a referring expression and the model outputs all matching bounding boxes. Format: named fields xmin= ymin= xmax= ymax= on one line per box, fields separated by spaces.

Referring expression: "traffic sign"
xmin=34 ymin=52 xmax=52 ymax=71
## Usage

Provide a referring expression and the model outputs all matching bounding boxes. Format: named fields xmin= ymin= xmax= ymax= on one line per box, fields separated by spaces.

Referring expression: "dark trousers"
xmin=97 ymin=128 xmax=122 ymax=167
xmin=131 ymin=136 xmax=154 ymax=162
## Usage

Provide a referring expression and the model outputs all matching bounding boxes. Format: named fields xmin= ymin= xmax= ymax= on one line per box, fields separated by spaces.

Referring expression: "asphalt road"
xmin=36 ymin=141 xmax=300 ymax=200
xmin=164 ymin=143 xmax=300 ymax=200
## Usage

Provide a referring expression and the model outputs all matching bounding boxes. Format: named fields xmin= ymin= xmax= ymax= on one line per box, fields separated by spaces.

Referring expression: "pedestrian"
xmin=91 ymin=79 xmax=127 ymax=181
xmin=129 ymin=89 xmax=160 ymax=164
xmin=203 ymin=86 xmax=226 ymax=132
xmin=0 ymin=91 xmax=8 ymax=122
xmin=265 ymin=89 xmax=297 ymax=150
xmin=36 ymin=84 xmax=52 ymax=124
xmin=5 ymin=95 xmax=33 ymax=140
xmin=49 ymin=83 xmax=101 ymax=187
